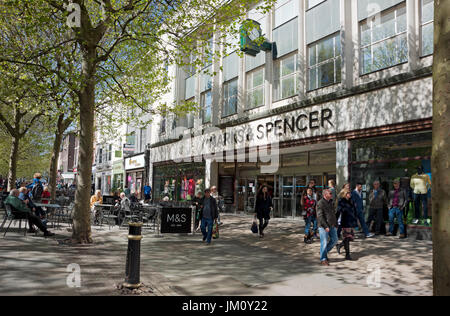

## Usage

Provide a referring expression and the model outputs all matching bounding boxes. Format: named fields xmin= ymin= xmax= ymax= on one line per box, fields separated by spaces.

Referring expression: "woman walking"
xmin=303 ymin=187 xmax=318 ymax=243
xmin=254 ymin=185 xmax=273 ymax=238
xmin=336 ymin=189 xmax=358 ymax=260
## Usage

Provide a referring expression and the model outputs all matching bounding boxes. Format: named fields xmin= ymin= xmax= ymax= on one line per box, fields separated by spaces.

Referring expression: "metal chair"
xmin=1 ymin=204 xmax=28 ymax=237
xmin=100 ymin=205 xmax=119 ymax=230
xmin=119 ymin=205 xmax=140 ymax=228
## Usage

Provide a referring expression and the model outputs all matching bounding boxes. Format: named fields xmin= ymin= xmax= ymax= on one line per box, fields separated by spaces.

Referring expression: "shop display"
xmin=410 ymin=166 xmax=431 ymax=223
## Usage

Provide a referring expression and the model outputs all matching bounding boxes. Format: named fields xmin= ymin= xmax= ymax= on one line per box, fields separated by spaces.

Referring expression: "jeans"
xmin=367 ymin=208 xmax=384 ymax=234
xmin=389 ymin=207 xmax=405 ymax=235
xmin=414 ymin=193 xmax=428 ymax=219
xmin=201 ymin=217 xmax=214 ymax=243
xmin=304 ymin=215 xmax=317 ymax=236
xmin=258 ymin=217 xmax=269 ymax=235
xmin=356 ymin=210 xmax=370 ymax=236
xmin=319 ymin=227 xmax=338 ymax=262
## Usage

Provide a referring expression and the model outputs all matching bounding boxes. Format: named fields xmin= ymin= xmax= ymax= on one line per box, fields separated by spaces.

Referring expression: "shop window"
xmin=201 ymin=90 xmax=212 ymax=124
xmin=223 ymin=78 xmax=238 ymax=117
xmin=273 ymin=53 xmax=299 ymax=101
xmin=153 ymin=163 xmax=205 ymax=201
xmin=308 ymin=33 xmax=341 ymax=90
xmin=246 ymin=67 xmax=265 ymax=109
xmin=421 ymin=0 xmax=434 ymax=56
xmin=140 ymin=128 xmax=147 ymax=152
xmin=360 ymin=3 xmax=408 ymax=75
xmin=306 ymin=0 xmax=340 ymax=45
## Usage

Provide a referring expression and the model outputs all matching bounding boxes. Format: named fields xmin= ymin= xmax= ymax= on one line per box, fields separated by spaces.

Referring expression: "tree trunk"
xmin=72 ymin=49 xmax=96 ymax=244
xmin=49 ymin=115 xmax=65 ymax=200
xmin=432 ymin=0 xmax=450 ymax=296
xmin=7 ymin=135 xmax=19 ymax=191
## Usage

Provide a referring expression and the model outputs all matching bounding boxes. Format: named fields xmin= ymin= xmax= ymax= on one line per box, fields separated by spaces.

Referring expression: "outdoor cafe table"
xmin=34 ymin=203 xmax=63 ymax=229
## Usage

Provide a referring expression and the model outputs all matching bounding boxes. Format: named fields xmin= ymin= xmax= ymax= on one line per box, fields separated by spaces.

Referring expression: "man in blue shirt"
xmin=143 ymin=184 xmax=151 ymax=202
xmin=351 ymin=183 xmax=374 ymax=238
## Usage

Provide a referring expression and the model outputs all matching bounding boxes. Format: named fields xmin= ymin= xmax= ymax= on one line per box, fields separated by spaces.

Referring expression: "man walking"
xmin=317 ymin=189 xmax=338 ymax=266
xmin=366 ymin=180 xmax=388 ymax=235
xmin=387 ymin=179 xmax=407 ymax=238
xmin=351 ymin=183 xmax=375 ymax=238
xmin=199 ymin=189 xmax=218 ymax=245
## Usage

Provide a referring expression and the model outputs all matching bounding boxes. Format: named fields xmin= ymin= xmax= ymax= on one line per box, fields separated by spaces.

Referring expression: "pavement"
xmin=0 ymin=214 xmax=433 ymax=296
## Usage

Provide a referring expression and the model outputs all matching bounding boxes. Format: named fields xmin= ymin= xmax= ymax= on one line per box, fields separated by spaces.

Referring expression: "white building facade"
xmin=149 ymin=0 xmax=434 ymax=217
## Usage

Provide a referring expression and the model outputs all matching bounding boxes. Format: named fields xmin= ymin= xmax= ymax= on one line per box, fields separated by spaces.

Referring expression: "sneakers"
xmin=365 ymin=233 xmax=375 ymax=238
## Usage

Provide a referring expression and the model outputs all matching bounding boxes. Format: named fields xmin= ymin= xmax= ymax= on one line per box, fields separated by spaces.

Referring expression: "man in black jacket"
xmin=199 ymin=189 xmax=218 ymax=245
xmin=317 ymin=189 xmax=338 ymax=266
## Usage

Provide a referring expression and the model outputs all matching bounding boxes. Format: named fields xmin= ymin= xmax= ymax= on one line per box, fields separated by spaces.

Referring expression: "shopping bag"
xmin=251 ymin=221 xmax=258 ymax=234
xmin=212 ymin=222 xmax=219 ymax=239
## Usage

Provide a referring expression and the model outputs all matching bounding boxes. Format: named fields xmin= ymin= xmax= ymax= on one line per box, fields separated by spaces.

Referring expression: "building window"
xmin=307 ymin=0 xmax=326 ymax=10
xmin=308 ymin=33 xmax=341 ymax=91
xmin=223 ymin=78 xmax=238 ymax=117
xmin=201 ymin=90 xmax=212 ymax=124
xmin=108 ymin=144 xmax=112 ymax=161
xmin=273 ymin=17 xmax=298 ymax=58
xmin=421 ymin=0 xmax=434 ymax=56
xmin=98 ymin=148 xmax=102 ymax=164
xmin=246 ymin=67 xmax=264 ymax=109
xmin=274 ymin=53 xmax=299 ymax=101
xmin=360 ymin=3 xmax=407 ymax=75
xmin=274 ymin=0 xmax=298 ymax=28
xmin=160 ymin=115 xmax=166 ymax=134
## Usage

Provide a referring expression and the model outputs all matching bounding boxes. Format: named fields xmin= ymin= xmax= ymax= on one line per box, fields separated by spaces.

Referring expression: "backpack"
xmin=32 ymin=182 xmax=43 ymax=200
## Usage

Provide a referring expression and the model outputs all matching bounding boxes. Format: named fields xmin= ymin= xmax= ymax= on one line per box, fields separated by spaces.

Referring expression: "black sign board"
xmin=160 ymin=207 xmax=192 ymax=234
xmin=103 ymin=195 xmax=115 ymax=205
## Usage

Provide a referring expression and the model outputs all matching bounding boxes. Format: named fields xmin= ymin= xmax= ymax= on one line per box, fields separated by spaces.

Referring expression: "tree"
xmin=431 ymin=0 xmax=450 ymax=296
xmin=0 ymin=0 xmax=276 ymax=243
xmin=0 ymin=64 xmax=47 ymax=191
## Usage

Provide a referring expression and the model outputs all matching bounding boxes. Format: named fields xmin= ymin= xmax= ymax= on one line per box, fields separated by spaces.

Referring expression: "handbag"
xmin=212 ymin=222 xmax=219 ymax=239
xmin=251 ymin=220 xmax=258 ymax=234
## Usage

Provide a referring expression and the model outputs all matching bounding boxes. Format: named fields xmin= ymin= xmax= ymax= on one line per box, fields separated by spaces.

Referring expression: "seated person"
xmin=118 ymin=192 xmax=131 ymax=225
xmin=42 ymin=186 xmax=51 ymax=204
xmin=129 ymin=191 xmax=139 ymax=204
xmin=90 ymin=190 xmax=103 ymax=223
xmin=18 ymin=187 xmax=46 ymax=221
xmin=4 ymin=189 xmax=55 ymax=236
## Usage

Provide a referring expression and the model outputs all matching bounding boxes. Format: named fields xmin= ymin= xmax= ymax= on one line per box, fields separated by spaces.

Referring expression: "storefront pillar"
xmin=205 ymin=159 xmax=218 ymax=190
xmin=336 ymin=140 xmax=350 ymax=189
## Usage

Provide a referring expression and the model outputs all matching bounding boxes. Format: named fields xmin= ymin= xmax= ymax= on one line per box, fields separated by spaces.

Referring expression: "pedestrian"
xmin=210 ymin=186 xmax=223 ymax=225
xmin=317 ymin=189 xmax=338 ymax=266
xmin=328 ymin=179 xmax=337 ymax=202
xmin=303 ymin=187 xmax=318 ymax=244
xmin=254 ymin=185 xmax=273 ymax=238
xmin=351 ymin=183 xmax=375 ymax=238
xmin=387 ymin=179 xmax=407 ymax=238
xmin=42 ymin=186 xmax=51 ymax=204
xmin=199 ymin=189 xmax=218 ymax=245
xmin=192 ymin=191 xmax=203 ymax=231
xmin=366 ymin=180 xmax=388 ymax=235
xmin=336 ymin=189 xmax=358 ymax=260
xmin=143 ymin=183 xmax=152 ymax=203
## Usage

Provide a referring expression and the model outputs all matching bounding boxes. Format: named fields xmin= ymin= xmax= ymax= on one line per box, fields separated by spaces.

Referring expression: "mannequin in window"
xmin=410 ymin=166 xmax=431 ymax=225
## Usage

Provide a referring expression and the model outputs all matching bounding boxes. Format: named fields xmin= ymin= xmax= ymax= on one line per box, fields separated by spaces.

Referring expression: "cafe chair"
xmin=1 ymin=204 xmax=28 ymax=237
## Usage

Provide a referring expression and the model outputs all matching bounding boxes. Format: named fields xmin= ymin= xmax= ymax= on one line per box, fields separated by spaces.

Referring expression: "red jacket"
xmin=42 ymin=191 xmax=51 ymax=204
xmin=303 ymin=195 xmax=317 ymax=217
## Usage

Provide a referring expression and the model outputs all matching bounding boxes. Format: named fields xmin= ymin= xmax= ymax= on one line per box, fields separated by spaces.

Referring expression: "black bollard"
xmin=123 ymin=222 xmax=143 ymax=289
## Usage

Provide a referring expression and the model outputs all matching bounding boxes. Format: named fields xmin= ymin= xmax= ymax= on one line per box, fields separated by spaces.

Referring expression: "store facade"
xmin=150 ymin=76 xmax=433 ymax=218
xmin=112 ymin=160 xmax=124 ymax=191
xmin=125 ymin=153 xmax=146 ymax=199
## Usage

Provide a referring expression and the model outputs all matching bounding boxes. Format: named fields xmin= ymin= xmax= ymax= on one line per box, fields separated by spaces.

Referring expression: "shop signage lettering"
xmin=206 ymin=108 xmax=333 ymax=148
xmin=160 ymin=207 xmax=192 ymax=233
xmin=125 ymin=154 xmax=145 ymax=170
xmin=256 ymin=109 xmax=333 ymax=139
